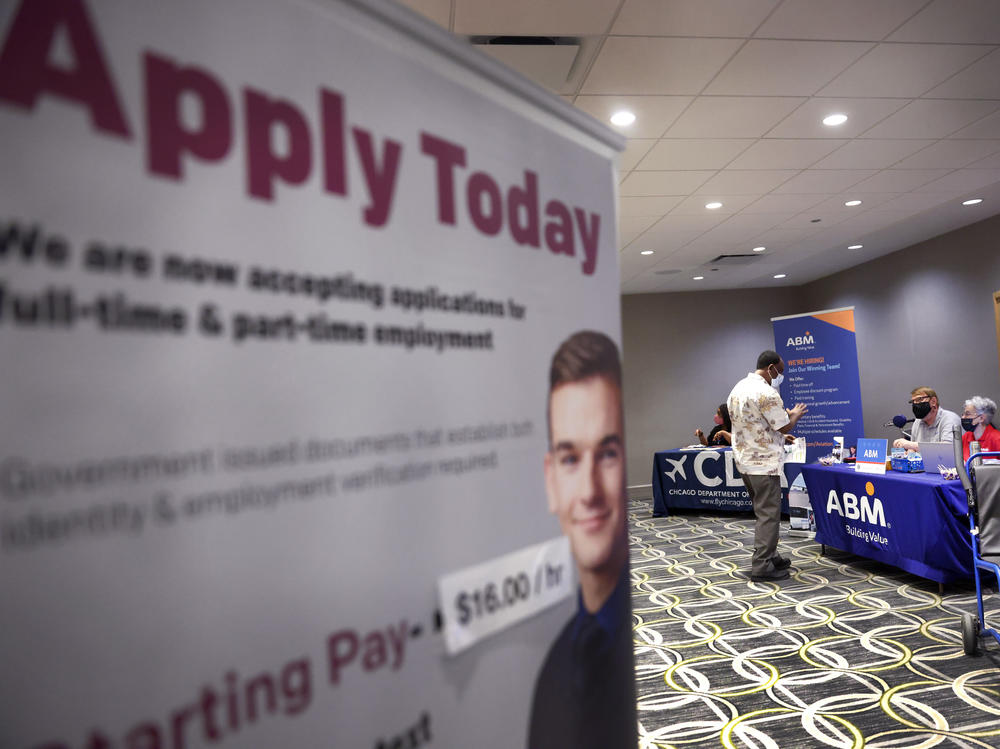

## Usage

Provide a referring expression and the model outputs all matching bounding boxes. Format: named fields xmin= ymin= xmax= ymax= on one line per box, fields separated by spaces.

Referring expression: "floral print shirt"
xmin=727 ymin=372 xmax=790 ymax=475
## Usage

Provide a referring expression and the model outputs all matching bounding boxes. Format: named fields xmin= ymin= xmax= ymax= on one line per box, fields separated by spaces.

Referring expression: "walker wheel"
xmin=961 ymin=613 xmax=978 ymax=656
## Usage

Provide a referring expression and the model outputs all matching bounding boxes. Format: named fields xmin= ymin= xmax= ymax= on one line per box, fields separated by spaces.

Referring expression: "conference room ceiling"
xmin=399 ymin=0 xmax=1000 ymax=293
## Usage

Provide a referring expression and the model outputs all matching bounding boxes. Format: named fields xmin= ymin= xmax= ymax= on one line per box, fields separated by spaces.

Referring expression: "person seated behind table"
xmin=961 ymin=396 xmax=1000 ymax=461
xmin=696 ymin=403 xmax=732 ymax=446
xmin=893 ymin=386 xmax=962 ymax=451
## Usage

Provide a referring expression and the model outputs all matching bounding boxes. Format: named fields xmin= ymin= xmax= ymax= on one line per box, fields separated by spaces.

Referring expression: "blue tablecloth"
xmin=651 ymin=447 xmax=799 ymax=517
xmin=800 ymin=464 xmax=971 ymax=583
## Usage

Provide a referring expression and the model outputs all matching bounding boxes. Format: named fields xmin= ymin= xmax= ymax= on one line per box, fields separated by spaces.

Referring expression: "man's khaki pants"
xmin=741 ymin=474 xmax=782 ymax=575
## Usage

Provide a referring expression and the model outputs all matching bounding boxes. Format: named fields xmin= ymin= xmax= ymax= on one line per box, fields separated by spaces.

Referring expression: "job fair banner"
xmin=772 ymin=307 xmax=864 ymax=463
xmin=0 ymin=1 xmax=634 ymax=747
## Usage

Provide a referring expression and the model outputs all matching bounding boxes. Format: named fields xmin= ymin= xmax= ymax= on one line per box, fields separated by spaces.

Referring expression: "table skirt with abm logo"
xmin=651 ymin=447 xmax=797 ymax=517
xmin=800 ymin=464 xmax=972 ymax=584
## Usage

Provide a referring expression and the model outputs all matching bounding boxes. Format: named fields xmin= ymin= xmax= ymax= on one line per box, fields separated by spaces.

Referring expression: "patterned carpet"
xmin=628 ymin=498 xmax=1000 ymax=748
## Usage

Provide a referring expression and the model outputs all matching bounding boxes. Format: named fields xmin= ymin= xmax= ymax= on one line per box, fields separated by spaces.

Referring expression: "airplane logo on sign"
xmin=664 ymin=456 xmax=687 ymax=481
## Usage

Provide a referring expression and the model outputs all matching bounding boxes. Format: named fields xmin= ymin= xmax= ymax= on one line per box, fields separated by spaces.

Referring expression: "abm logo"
xmin=786 ymin=331 xmax=815 ymax=346
xmin=825 ymin=480 xmax=886 ymax=527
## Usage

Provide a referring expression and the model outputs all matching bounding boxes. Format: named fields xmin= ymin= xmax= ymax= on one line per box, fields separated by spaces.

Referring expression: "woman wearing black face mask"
xmin=893 ymin=386 xmax=962 ymax=452
xmin=961 ymin=396 xmax=1000 ymax=461
xmin=696 ymin=403 xmax=732 ymax=446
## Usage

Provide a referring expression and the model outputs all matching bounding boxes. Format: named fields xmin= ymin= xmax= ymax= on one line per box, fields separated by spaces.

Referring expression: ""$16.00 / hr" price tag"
xmin=437 ymin=536 xmax=574 ymax=656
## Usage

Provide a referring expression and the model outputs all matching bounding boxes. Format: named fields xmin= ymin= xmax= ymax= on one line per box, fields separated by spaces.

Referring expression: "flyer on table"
xmin=0 ymin=1 xmax=635 ymax=747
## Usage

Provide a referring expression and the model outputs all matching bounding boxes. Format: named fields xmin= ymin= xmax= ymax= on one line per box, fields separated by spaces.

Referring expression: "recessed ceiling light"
xmin=963 ymin=198 xmax=983 ymax=206
xmin=610 ymin=110 xmax=636 ymax=127
xmin=823 ymin=113 xmax=848 ymax=127
xmin=848 ymin=244 xmax=863 ymax=249
xmin=705 ymin=201 xmax=723 ymax=210
xmin=844 ymin=200 xmax=862 ymax=207
xmin=640 ymin=249 xmax=654 ymax=255
xmin=773 ymin=274 xmax=786 ymax=279
xmin=693 ymin=275 xmax=705 ymax=280
xmin=752 ymin=246 xmax=766 ymax=252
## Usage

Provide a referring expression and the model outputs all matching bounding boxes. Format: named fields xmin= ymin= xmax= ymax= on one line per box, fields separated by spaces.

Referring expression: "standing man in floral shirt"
xmin=727 ymin=350 xmax=808 ymax=581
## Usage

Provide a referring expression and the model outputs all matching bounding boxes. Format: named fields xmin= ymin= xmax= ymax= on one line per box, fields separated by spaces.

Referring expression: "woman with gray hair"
xmin=961 ymin=395 xmax=1000 ymax=461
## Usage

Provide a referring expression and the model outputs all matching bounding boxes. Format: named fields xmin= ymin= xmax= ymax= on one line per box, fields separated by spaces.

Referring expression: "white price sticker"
xmin=437 ymin=536 xmax=574 ymax=656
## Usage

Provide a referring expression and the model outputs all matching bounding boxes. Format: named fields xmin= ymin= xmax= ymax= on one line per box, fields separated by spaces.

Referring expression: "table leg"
xmin=938 ymin=582 xmax=945 ymax=595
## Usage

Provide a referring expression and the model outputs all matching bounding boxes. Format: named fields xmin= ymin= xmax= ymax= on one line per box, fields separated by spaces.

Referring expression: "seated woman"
xmin=696 ymin=403 xmax=732 ymax=447
xmin=962 ymin=396 xmax=1000 ymax=461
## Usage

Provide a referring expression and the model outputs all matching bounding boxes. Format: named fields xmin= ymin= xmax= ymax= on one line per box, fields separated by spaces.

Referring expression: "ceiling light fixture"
xmin=752 ymin=246 xmax=766 ymax=252
xmin=705 ymin=201 xmax=723 ymax=210
xmin=610 ymin=110 xmax=636 ymax=127
xmin=844 ymin=199 xmax=862 ymax=207
xmin=823 ymin=113 xmax=848 ymax=126
xmin=773 ymin=274 xmax=786 ymax=279
xmin=693 ymin=275 xmax=704 ymax=280
xmin=963 ymin=198 xmax=983 ymax=206
xmin=848 ymin=244 xmax=863 ymax=249
xmin=640 ymin=250 xmax=654 ymax=255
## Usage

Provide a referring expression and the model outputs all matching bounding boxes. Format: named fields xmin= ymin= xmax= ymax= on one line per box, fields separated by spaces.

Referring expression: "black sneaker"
xmin=770 ymin=554 xmax=791 ymax=570
xmin=750 ymin=564 xmax=790 ymax=582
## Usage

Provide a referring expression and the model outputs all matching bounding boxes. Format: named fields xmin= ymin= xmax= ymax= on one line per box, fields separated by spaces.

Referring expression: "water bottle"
xmin=971 ymin=440 xmax=981 ymax=468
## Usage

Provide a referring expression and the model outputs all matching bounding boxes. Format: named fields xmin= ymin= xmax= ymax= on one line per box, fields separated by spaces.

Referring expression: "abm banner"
xmin=772 ymin=307 xmax=864 ymax=463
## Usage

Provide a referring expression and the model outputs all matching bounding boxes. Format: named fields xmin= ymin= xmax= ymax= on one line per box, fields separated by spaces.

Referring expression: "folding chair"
xmin=954 ymin=432 xmax=1000 ymax=655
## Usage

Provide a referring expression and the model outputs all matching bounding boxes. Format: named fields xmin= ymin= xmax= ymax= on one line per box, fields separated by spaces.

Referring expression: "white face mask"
xmin=769 ymin=366 xmax=784 ymax=389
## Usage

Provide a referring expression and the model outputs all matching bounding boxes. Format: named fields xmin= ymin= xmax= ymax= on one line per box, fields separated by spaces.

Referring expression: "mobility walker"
xmin=954 ymin=433 xmax=1000 ymax=655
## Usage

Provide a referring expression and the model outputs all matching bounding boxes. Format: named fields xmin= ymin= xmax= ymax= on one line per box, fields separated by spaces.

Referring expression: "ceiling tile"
xmin=755 ymin=0 xmax=926 ymax=41
xmin=619 ymin=214 xmax=661 ymax=243
xmin=812 ymin=139 xmax=936 ymax=169
xmin=888 ymin=0 xmax=1000 ymax=44
xmin=697 ymin=214 xmax=787 ymax=244
xmin=454 ymin=0 xmax=619 ymax=34
xmin=743 ymin=194 xmax=826 ymax=213
xmin=620 ymin=171 xmax=715 ymax=196
xmin=891 ymin=139 xmax=1000 ymax=169
xmin=612 ymin=0 xmax=779 ymax=36
xmin=765 ymin=98 xmax=909 ymax=138
xmin=750 ymin=226 xmax=821 ymax=246
xmin=620 ymin=139 xmax=657 ymax=172
xmin=950 ymin=110 xmax=1000 ymax=140
xmin=697 ymin=169 xmax=799 ymax=194
xmin=619 ymin=228 xmax=647 ymax=248
xmin=777 ymin=209 xmax=855 ymax=229
xmin=620 ymin=248 xmax=670 ymax=278
xmin=771 ymin=169 xmax=879 ymax=193
xmin=828 ymin=210 xmax=917 ymax=234
xmin=925 ymin=49 xmax=1000 ymax=99
xmin=705 ymin=40 xmax=872 ymax=96
xmin=574 ymin=96 xmax=693 ymax=138
xmin=973 ymin=151 xmax=1000 ymax=169
xmin=642 ymin=213 xmax=727 ymax=235
xmin=582 ymin=37 xmax=742 ymax=94
xmin=847 ymin=169 xmax=952 ymax=192
xmin=862 ymin=100 xmax=1000 ymax=139
xmin=875 ymin=193 xmax=961 ymax=213
xmin=912 ymin=168 xmax=1000 ymax=194
xmin=664 ymin=97 xmax=806 ymax=138
xmin=620 ymin=195 xmax=686 ymax=215
xmin=639 ymin=139 xmax=754 ymax=170
xmin=397 ymin=0 xmax=451 ymax=28
xmin=633 ymin=223 xmax=712 ymax=252
xmin=808 ymin=193 xmax=901 ymax=212
xmin=669 ymin=194 xmax=760 ymax=215
xmin=818 ymin=43 xmax=993 ymax=97
xmin=728 ymin=139 xmax=847 ymax=169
